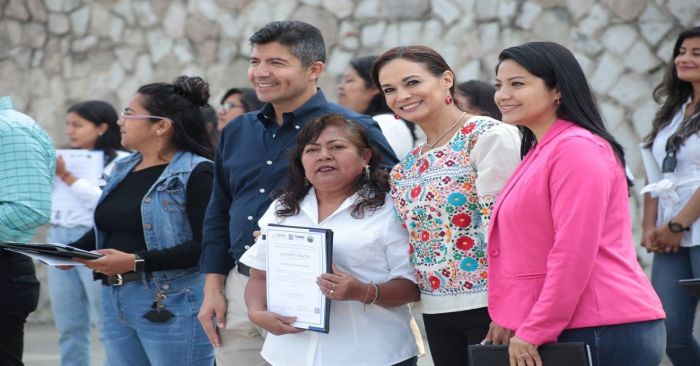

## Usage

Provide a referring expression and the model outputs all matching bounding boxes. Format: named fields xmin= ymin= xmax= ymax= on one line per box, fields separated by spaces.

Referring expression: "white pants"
xmin=215 ymin=267 xmax=269 ymax=366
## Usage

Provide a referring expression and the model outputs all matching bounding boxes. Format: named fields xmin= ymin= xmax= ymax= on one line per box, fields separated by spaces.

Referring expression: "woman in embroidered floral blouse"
xmin=371 ymin=45 xmax=521 ymax=366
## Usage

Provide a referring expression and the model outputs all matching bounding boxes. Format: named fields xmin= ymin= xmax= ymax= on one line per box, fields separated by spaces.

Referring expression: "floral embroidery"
xmin=390 ymin=117 xmax=501 ymax=297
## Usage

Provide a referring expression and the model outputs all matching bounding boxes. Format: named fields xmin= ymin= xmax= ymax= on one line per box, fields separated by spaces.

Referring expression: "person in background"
xmin=372 ymin=45 xmax=521 ymax=366
xmin=198 ymin=20 xmax=397 ymax=366
xmin=0 ymin=96 xmax=55 ymax=366
xmin=217 ymin=87 xmax=264 ymax=132
xmin=49 ymin=100 xmax=128 ymax=366
xmin=455 ymin=80 xmax=502 ymax=120
xmin=241 ymin=113 xmax=419 ymax=366
xmin=640 ymin=26 xmax=700 ymax=366
xmin=488 ymin=41 xmax=665 ymax=366
xmin=201 ymin=105 xmax=219 ymax=147
xmin=69 ymin=76 xmax=215 ymax=365
xmin=337 ymin=55 xmax=423 ymax=159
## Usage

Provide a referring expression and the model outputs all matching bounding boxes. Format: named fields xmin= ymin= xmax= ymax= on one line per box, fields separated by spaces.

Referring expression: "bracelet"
xmin=369 ymin=283 xmax=380 ymax=305
xmin=362 ymin=282 xmax=373 ymax=305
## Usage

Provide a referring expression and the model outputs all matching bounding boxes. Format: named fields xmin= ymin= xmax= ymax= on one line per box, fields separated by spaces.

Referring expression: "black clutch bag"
xmin=468 ymin=342 xmax=592 ymax=366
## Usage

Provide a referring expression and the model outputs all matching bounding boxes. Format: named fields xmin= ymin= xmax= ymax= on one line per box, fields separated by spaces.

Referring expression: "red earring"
xmin=445 ymin=95 xmax=453 ymax=105
xmin=394 ymin=114 xmax=401 ymax=120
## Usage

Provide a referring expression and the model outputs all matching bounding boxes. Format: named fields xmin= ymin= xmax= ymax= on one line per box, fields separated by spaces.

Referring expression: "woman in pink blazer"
xmin=486 ymin=42 xmax=666 ymax=366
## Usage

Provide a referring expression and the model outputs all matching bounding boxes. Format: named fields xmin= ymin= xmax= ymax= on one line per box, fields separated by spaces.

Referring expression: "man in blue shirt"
xmin=0 ymin=96 xmax=55 ymax=366
xmin=198 ymin=21 xmax=398 ymax=365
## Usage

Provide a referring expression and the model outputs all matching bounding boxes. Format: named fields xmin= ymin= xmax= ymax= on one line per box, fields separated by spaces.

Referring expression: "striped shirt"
xmin=0 ymin=96 xmax=55 ymax=243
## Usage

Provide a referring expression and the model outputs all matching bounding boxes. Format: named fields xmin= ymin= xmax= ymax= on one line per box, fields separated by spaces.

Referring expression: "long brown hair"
xmin=644 ymin=27 xmax=700 ymax=148
xmin=275 ymin=113 xmax=388 ymax=219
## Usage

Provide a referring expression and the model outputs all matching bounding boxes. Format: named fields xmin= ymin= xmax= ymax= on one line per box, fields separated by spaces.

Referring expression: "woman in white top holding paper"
xmin=48 ymin=100 xmax=128 ymax=366
xmin=640 ymin=26 xmax=700 ymax=365
xmin=240 ymin=113 xmax=420 ymax=366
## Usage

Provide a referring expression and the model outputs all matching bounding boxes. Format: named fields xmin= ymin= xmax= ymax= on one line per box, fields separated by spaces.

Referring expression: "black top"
xmin=72 ymin=163 xmax=213 ymax=272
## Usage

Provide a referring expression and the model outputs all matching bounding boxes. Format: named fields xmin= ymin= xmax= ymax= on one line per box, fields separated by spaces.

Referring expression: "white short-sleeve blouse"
xmin=240 ymin=188 xmax=418 ymax=366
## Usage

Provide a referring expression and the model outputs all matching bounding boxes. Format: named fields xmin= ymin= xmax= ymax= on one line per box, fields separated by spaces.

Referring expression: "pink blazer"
xmin=487 ymin=120 xmax=665 ymax=346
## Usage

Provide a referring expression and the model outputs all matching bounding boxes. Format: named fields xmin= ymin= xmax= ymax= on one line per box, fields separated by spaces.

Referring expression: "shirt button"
xmin=144 ymin=197 xmax=151 ymax=203
xmin=244 ymin=245 xmax=250 ymax=250
xmin=266 ymin=160 xmax=272 ymax=165
xmin=259 ymin=188 xmax=265 ymax=193
xmin=295 ymin=125 xmax=300 ymax=130
xmin=247 ymin=216 xmax=253 ymax=220
xmin=489 ymin=248 xmax=500 ymax=257
xmin=144 ymin=223 xmax=152 ymax=230
xmin=162 ymin=284 xmax=170 ymax=290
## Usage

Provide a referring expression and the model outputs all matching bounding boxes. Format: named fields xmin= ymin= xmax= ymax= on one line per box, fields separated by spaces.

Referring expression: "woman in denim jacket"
xmin=69 ymin=76 xmax=216 ymax=365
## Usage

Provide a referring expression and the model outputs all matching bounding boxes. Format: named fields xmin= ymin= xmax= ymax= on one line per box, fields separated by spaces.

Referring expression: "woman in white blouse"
xmin=48 ymin=100 xmax=128 ymax=366
xmin=240 ymin=113 xmax=420 ymax=366
xmin=641 ymin=26 xmax=700 ymax=365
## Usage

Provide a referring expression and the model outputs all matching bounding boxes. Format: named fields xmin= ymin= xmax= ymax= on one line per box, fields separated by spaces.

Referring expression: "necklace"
xmin=424 ymin=111 xmax=466 ymax=148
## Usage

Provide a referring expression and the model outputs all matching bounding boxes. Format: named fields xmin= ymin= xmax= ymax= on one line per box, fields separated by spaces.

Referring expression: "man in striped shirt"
xmin=0 ymin=96 xmax=55 ymax=366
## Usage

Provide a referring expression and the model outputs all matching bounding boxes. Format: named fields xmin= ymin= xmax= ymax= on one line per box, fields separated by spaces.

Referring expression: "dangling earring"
xmin=555 ymin=98 xmax=561 ymax=105
xmin=364 ymin=165 xmax=370 ymax=180
xmin=394 ymin=114 xmax=401 ymax=120
xmin=445 ymin=95 xmax=453 ymax=105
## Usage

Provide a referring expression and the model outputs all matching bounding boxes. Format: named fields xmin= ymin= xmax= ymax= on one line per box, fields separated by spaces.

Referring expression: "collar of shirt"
xmin=298 ymin=187 xmax=360 ymax=225
xmin=256 ymin=89 xmax=329 ymax=131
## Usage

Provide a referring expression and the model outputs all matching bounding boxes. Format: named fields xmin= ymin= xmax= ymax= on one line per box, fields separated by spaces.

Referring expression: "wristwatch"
xmin=133 ymin=254 xmax=145 ymax=273
xmin=668 ymin=221 xmax=690 ymax=233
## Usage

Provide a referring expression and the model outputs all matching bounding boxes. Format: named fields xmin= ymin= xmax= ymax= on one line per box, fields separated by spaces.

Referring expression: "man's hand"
xmin=198 ymin=274 xmax=228 ymax=348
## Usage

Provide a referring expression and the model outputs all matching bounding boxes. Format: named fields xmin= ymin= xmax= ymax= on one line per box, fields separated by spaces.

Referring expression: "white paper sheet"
xmin=266 ymin=225 xmax=330 ymax=332
xmin=52 ymin=149 xmax=104 ymax=210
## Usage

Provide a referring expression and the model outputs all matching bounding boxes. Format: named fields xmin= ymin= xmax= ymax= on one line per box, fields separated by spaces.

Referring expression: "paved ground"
xmin=23 ymin=318 xmax=687 ymax=366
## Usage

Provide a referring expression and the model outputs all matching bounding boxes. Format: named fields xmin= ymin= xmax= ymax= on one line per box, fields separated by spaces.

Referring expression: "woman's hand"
xmin=55 ymin=156 xmax=77 ymax=185
xmin=317 ymin=264 xmax=365 ymax=302
xmin=248 ymin=309 xmax=304 ymax=336
xmin=641 ymin=224 xmax=662 ymax=253
xmin=484 ymin=321 xmax=515 ymax=345
xmin=55 ymin=155 xmax=68 ymax=177
xmin=508 ymin=336 xmax=542 ymax=366
xmin=73 ymin=249 xmax=136 ymax=275
xmin=653 ymin=224 xmax=682 ymax=253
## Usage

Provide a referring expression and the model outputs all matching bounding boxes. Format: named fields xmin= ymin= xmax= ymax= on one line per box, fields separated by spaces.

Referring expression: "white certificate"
xmin=52 ymin=149 xmax=104 ymax=210
xmin=265 ymin=224 xmax=332 ymax=333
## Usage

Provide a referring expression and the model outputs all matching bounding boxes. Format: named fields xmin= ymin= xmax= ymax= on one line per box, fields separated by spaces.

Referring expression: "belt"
xmin=94 ymin=271 xmax=151 ymax=286
xmin=236 ymin=262 xmax=250 ymax=276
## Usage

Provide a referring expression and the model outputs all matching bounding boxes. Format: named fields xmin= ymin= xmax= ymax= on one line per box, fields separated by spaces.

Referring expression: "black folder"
xmin=469 ymin=342 xmax=592 ymax=366
xmin=0 ymin=242 xmax=103 ymax=260
xmin=677 ymin=278 xmax=700 ymax=298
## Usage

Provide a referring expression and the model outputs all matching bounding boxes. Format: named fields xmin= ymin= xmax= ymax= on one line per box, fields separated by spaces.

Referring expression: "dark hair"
xmin=249 ymin=20 xmax=326 ymax=66
xmin=136 ymin=75 xmax=215 ymax=160
xmin=496 ymin=42 xmax=631 ymax=188
xmin=644 ymin=26 xmax=700 ymax=148
xmin=371 ymin=45 xmax=456 ymax=97
xmin=276 ymin=113 xmax=388 ymax=219
xmin=67 ymin=100 xmax=124 ymax=164
xmin=219 ymin=87 xmax=264 ymax=113
xmin=456 ymin=80 xmax=502 ymax=120
xmin=350 ymin=55 xmax=419 ymax=143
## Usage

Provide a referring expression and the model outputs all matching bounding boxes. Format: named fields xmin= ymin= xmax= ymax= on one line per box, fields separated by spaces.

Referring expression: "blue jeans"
xmin=558 ymin=319 xmax=665 ymax=366
xmin=47 ymin=225 xmax=104 ymax=366
xmin=652 ymin=247 xmax=700 ymax=366
xmin=101 ymin=272 xmax=214 ymax=366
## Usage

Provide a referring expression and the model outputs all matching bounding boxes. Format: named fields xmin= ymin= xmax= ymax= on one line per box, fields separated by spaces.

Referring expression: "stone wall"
xmin=2 ymin=0 xmax=698 ymax=323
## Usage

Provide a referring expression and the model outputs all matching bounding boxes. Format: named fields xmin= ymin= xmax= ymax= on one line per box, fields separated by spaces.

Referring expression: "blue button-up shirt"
xmin=200 ymin=90 xmax=398 ymax=274
xmin=0 ymin=96 xmax=55 ymax=243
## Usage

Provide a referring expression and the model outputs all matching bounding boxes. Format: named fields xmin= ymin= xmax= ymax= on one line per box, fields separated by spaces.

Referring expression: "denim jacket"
xmin=95 ymin=150 xmax=212 ymax=284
